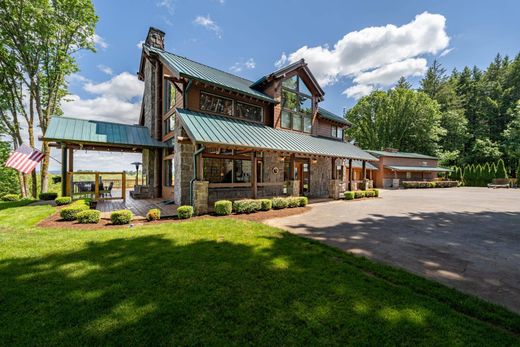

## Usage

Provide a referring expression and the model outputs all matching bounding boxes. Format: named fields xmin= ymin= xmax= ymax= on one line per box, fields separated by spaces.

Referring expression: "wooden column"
xmin=94 ymin=172 xmax=100 ymax=200
xmin=331 ymin=158 xmax=336 ymax=180
xmin=61 ymin=144 xmax=68 ymax=197
xmin=68 ymin=149 xmax=74 ymax=196
xmin=251 ymin=152 xmax=257 ymax=199
xmin=348 ymin=158 xmax=353 ymax=191
xmin=289 ymin=154 xmax=295 ymax=180
xmin=122 ymin=172 xmax=127 ymax=202
xmin=362 ymin=160 xmax=367 ymax=180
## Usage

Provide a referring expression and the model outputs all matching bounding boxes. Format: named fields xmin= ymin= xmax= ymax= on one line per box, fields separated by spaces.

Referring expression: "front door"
xmin=294 ymin=159 xmax=310 ymax=196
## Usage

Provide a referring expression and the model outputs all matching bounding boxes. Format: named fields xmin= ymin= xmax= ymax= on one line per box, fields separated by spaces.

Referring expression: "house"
xmin=367 ymin=149 xmax=451 ymax=188
xmin=43 ymin=27 xmax=378 ymax=214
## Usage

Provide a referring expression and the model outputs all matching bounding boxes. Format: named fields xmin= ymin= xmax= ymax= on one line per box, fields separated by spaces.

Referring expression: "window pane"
xmin=163 ymin=80 xmax=176 ymax=114
xmin=292 ymin=113 xmax=302 ymax=131
xmin=304 ymin=115 xmax=312 ymax=133
xmin=234 ymin=159 xmax=251 ymax=183
xmin=281 ymin=111 xmax=291 ymax=128
xmin=331 ymin=126 xmax=337 ymax=138
xmin=282 ymin=75 xmax=297 ymax=90
xmin=282 ymin=90 xmax=299 ymax=112
xmin=200 ymin=92 xmax=233 ymax=116
xmin=299 ymin=78 xmax=312 ymax=96
xmin=336 ymin=128 xmax=343 ymax=139
xmin=164 ymin=160 xmax=173 ymax=186
xmin=203 ymin=158 xmax=233 ymax=183
xmin=236 ymin=102 xmax=262 ymax=122
xmin=299 ymin=95 xmax=312 ymax=114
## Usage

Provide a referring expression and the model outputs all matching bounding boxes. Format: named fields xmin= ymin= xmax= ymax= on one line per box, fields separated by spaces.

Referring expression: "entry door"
xmin=294 ymin=160 xmax=310 ymax=196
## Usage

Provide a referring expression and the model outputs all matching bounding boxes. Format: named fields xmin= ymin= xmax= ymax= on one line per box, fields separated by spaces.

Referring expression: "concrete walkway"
xmin=265 ymin=187 xmax=520 ymax=314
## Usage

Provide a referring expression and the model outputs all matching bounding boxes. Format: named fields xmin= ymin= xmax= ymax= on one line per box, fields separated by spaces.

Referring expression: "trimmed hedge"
xmin=233 ymin=199 xmax=262 ymax=214
xmin=146 ymin=208 xmax=161 ymax=221
xmin=272 ymin=197 xmax=288 ymax=209
xmin=214 ymin=200 xmax=233 ymax=215
xmin=2 ymin=194 xmax=20 ymax=202
xmin=354 ymin=191 xmax=365 ymax=199
xmin=287 ymin=197 xmax=300 ymax=208
xmin=403 ymin=181 xmax=457 ymax=189
xmin=259 ymin=199 xmax=272 ymax=211
xmin=55 ymin=197 xmax=71 ymax=206
xmin=298 ymin=196 xmax=308 ymax=207
xmin=344 ymin=191 xmax=355 ymax=200
xmin=110 ymin=210 xmax=133 ymax=225
xmin=365 ymin=190 xmax=376 ymax=198
xmin=372 ymin=189 xmax=380 ymax=197
xmin=39 ymin=192 xmax=58 ymax=201
xmin=60 ymin=200 xmax=89 ymax=221
xmin=177 ymin=205 xmax=193 ymax=219
xmin=76 ymin=210 xmax=101 ymax=224
xmin=434 ymin=181 xmax=458 ymax=188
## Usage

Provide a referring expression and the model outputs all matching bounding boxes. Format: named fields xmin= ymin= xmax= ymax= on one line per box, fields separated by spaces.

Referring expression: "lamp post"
xmin=131 ymin=162 xmax=142 ymax=187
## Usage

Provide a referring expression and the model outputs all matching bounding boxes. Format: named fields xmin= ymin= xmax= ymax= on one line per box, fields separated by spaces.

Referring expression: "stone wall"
xmin=174 ymin=142 xmax=194 ymax=205
xmin=310 ymin=157 xmax=331 ymax=197
xmin=193 ymin=181 xmax=209 ymax=215
xmin=260 ymin=152 xmax=285 ymax=197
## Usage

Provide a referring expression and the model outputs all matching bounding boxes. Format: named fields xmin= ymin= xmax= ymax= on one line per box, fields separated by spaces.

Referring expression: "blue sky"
xmin=53 ymin=0 xmax=520 ymax=171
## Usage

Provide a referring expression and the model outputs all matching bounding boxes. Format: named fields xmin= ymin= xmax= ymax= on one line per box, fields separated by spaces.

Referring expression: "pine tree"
xmin=496 ymin=159 xmax=508 ymax=179
xmin=483 ymin=162 xmax=492 ymax=185
xmin=395 ymin=76 xmax=412 ymax=89
xmin=516 ymin=161 xmax=520 ymax=179
xmin=490 ymin=162 xmax=497 ymax=179
xmin=476 ymin=164 xmax=483 ymax=186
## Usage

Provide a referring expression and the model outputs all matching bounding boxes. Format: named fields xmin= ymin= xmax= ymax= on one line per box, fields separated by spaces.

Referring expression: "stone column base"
xmin=193 ymin=181 xmax=209 ymax=215
xmin=286 ymin=180 xmax=300 ymax=196
xmin=329 ymin=179 xmax=342 ymax=199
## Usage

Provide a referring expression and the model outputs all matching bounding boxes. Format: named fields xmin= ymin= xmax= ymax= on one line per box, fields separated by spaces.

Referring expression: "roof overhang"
xmin=385 ymin=165 xmax=451 ymax=172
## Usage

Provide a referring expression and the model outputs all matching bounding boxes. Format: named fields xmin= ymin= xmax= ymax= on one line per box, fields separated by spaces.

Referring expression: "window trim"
xmin=163 ymin=79 xmax=177 ymax=115
xmin=280 ymin=75 xmax=314 ymax=133
xmin=202 ymin=153 xmax=254 ymax=185
xmin=235 ymin=100 xmax=264 ymax=123
xmin=199 ymin=91 xmax=265 ymax=123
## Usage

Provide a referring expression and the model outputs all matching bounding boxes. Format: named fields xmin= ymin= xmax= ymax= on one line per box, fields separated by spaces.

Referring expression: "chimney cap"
xmin=145 ymin=27 xmax=165 ymax=49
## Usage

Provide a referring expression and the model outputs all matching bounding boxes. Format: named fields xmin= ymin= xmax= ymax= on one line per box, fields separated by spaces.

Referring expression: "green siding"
xmin=176 ymin=109 xmax=377 ymax=161
xmin=385 ymin=165 xmax=451 ymax=172
xmin=43 ymin=117 xmax=168 ymax=148
xmin=367 ymin=150 xmax=438 ymax=160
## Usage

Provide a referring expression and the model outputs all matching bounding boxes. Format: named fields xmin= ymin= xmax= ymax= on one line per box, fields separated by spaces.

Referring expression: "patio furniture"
xmin=100 ymin=182 xmax=114 ymax=197
xmin=487 ymin=178 xmax=510 ymax=189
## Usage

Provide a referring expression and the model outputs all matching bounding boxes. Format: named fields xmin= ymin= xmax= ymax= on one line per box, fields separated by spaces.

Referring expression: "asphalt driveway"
xmin=266 ymin=187 xmax=520 ymax=314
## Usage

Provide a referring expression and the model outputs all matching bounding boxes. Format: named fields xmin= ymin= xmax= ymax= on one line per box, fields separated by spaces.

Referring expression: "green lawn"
xmin=0 ymin=205 xmax=519 ymax=346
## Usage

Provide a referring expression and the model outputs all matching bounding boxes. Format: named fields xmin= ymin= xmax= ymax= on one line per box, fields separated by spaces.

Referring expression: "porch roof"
xmin=349 ymin=160 xmax=378 ymax=170
xmin=43 ymin=117 xmax=168 ymax=149
xmin=176 ymin=108 xmax=378 ymax=161
xmin=385 ymin=165 xmax=451 ymax=172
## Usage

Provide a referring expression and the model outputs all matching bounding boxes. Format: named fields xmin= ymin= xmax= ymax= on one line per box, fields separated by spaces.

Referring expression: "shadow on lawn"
xmin=0 ymin=228 xmax=518 ymax=345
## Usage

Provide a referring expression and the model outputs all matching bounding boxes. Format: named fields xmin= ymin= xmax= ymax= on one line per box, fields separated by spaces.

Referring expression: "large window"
xmin=200 ymin=92 xmax=233 ymax=116
xmin=164 ymin=159 xmax=173 ymax=187
xmin=281 ymin=75 xmax=313 ymax=133
xmin=163 ymin=79 xmax=176 ymax=114
xmin=331 ymin=125 xmax=343 ymax=140
xmin=203 ymin=157 xmax=252 ymax=183
xmin=235 ymin=101 xmax=263 ymax=122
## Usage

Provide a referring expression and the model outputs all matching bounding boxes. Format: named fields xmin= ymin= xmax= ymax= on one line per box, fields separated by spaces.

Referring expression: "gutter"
xmin=189 ymin=144 xmax=205 ymax=206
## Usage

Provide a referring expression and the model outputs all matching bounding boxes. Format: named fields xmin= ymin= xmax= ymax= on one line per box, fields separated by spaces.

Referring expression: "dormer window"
xmin=281 ymin=75 xmax=313 ymax=133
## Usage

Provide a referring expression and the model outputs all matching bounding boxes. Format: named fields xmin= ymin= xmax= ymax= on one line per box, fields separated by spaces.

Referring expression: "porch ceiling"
xmin=176 ymin=108 xmax=378 ymax=161
xmin=43 ymin=116 xmax=168 ymax=149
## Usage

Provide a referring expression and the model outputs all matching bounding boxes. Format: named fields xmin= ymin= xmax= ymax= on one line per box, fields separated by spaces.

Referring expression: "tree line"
xmin=347 ymin=54 xmax=520 ymax=176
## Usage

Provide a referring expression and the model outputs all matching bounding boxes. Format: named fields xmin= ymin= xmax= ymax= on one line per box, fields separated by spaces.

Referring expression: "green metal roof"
xmin=43 ymin=117 xmax=168 ymax=148
xmin=348 ymin=160 xmax=378 ymax=170
xmin=176 ymin=108 xmax=377 ymax=161
xmin=147 ymin=46 xmax=274 ymax=103
xmin=318 ymin=107 xmax=351 ymax=126
xmin=385 ymin=165 xmax=451 ymax=172
xmin=367 ymin=150 xmax=438 ymax=160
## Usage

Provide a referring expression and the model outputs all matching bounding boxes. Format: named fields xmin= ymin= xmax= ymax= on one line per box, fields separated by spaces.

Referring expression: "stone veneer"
xmin=310 ymin=156 xmax=331 ymax=198
xmin=329 ymin=179 xmax=342 ymax=199
xmin=193 ymin=181 xmax=209 ymax=215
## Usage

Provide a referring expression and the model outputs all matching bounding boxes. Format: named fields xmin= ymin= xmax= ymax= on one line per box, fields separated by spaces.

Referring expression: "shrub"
xmin=214 ymin=200 xmax=233 ymax=215
xmin=110 ymin=210 xmax=133 ymax=225
xmin=365 ymin=190 xmax=376 ymax=198
xmin=297 ymin=196 xmax=308 ymax=207
xmin=272 ymin=197 xmax=288 ymax=209
xmin=233 ymin=199 xmax=261 ymax=214
xmin=146 ymin=208 xmax=161 ymax=221
xmin=76 ymin=210 xmax=100 ymax=224
xmin=259 ymin=199 xmax=272 ymax=211
xmin=60 ymin=200 xmax=89 ymax=221
xmin=496 ymin=159 xmax=508 ymax=179
xmin=39 ymin=192 xmax=58 ymax=201
xmin=344 ymin=191 xmax=355 ymax=200
xmin=354 ymin=191 xmax=365 ymax=199
xmin=434 ymin=181 xmax=458 ymax=188
xmin=371 ymin=189 xmax=380 ymax=197
xmin=55 ymin=197 xmax=71 ymax=206
xmin=177 ymin=205 xmax=193 ymax=219
xmin=287 ymin=197 xmax=300 ymax=208
xmin=2 ymin=194 xmax=20 ymax=201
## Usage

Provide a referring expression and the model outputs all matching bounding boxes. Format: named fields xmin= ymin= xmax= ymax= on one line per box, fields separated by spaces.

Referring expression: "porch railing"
xmin=66 ymin=171 xmax=126 ymax=202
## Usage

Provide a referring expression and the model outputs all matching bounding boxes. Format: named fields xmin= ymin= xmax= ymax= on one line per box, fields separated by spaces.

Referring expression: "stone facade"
xmin=310 ymin=156 xmax=332 ymax=198
xmin=329 ymin=179 xmax=342 ymax=199
xmin=259 ymin=152 xmax=285 ymax=197
xmin=193 ymin=181 xmax=209 ymax=215
xmin=286 ymin=180 xmax=300 ymax=196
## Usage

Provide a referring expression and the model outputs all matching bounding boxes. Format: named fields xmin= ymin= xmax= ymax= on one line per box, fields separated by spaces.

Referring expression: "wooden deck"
xmin=96 ymin=190 xmax=178 ymax=219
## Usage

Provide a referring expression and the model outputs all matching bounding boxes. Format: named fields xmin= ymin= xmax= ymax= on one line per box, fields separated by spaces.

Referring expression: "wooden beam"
xmin=61 ymin=144 xmax=68 ymax=196
xmin=362 ymin=160 xmax=367 ymax=180
xmin=251 ymin=152 xmax=257 ymax=199
xmin=348 ymin=158 xmax=353 ymax=191
xmin=331 ymin=158 xmax=336 ymax=180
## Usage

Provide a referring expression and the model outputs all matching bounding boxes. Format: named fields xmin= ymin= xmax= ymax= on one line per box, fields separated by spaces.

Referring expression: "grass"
xmin=0 ymin=206 xmax=519 ymax=345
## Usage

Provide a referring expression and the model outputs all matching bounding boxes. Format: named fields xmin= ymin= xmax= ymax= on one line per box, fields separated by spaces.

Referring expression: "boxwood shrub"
xmin=2 ymin=194 xmax=20 ymax=202
xmin=298 ymin=196 xmax=308 ymax=207
xmin=344 ymin=191 xmax=355 ymax=200
xmin=177 ymin=205 xmax=193 ymax=219
xmin=214 ymin=200 xmax=232 ymax=216
xmin=272 ymin=197 xmax=288 ymax=209
xmin=60 ymin=200 xmax=89 ymax=221
xmin=259 ymin=199 xmax=272 ymax=211
xmin=110 ymin=210 xmax=133 ymax=225
xmin=39 ymin=192 xmax=58 ymax=201
xmin=371 ymin=189 xmax=380 ymax=197
xmin=354 ymin=191 xmax=365 ymax=199
xmin=403 ymin=181 xmax=444 ymax=189
xmin=287 ymin=197 xmax=300 ymax=208
xmin=76 ymin=210 xmax=101 ymax=224
xmin=233 ymin=199 xmax=262 ymax=214
xmin=365 ymin=190 xmax=376 ymax=198
xmin=55 ymin=197 xmax=71 ymax=206
xmin=146 ymin=208 xmax=161 ymax=221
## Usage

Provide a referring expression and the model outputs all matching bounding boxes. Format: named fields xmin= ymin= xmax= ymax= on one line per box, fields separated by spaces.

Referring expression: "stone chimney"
xmin=145 ymin=27 xmax=165 ymax=49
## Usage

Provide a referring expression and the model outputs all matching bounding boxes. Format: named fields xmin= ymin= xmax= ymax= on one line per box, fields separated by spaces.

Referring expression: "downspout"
xmin=183 ymin=80 xmax=193 ymax=109
xmin=190 ymin=144 xmax=205 ymax=206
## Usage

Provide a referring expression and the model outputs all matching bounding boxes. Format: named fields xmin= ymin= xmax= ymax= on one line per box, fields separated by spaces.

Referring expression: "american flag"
xmin=5 ymin=144 xmax=45 ymax=174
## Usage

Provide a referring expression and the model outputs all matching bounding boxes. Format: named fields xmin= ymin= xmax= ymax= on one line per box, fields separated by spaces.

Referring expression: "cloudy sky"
xmin=46 ymin=0 xmax=520 ymax=171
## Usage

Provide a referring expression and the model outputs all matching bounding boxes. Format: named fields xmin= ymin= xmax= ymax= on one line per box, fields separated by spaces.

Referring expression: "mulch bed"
xmin=37 ymin=205 xmax=312 ymax=230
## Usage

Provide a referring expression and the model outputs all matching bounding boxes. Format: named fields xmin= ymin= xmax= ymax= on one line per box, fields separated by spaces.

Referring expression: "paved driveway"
xmin=266 ymin=187 xmax=520 ymax=313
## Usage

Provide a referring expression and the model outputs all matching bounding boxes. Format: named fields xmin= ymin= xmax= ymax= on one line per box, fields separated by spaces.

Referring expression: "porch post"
xmin=362 ymin=160 xmax=367 ymax=180
xmin=348 ymin=158 xmax=353 ymax=191
xmin=68 ymin=149 xmax=74 ymax=196
xmin=331 ymin=158 xmax=336 ymax=179
xmin=251 ymin=151 xmax=257 ymax=199
xmin=289 ymin=154 xmax=295 ymax=179
xmin=61 ymin=144 xmax=68 ymax=197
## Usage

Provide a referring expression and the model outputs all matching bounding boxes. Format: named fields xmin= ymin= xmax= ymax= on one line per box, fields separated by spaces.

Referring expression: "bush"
xmin=214 ymin=200 xmax=233 ymax=216
xmin=55 ymin=197 xmax=71 ymax=206
xmin=344 ymin=191 xmax=355 ymax=200
xmin=2 ymin=194 xmax=20 ymax=201
xmin=76 ymin=210 xmax=100 ymax=224
xmin=434 ymin=181 xmax=458 ymax=188
xmin=272 ymin=197 xmax=288 ymax=209
xmin=259 ymin=199 xmax=272 ymax=211
xmin=39 ymin=192 xmax=58 ymax=201
xmin=233 ymin=199 xmax=261 ymax=214
xmin=354 ymin=191 xmax=365 ymax=199
xmin=146 ymin=208 xmax=161 ymax=221
xmin=60 ymin=200 xmax=89 ymax=221
xmin=110 ymin=210 xmax=133 ymax=225
xmin=297 ymin=196 xmax=308 ymax=207
xmin=287 ymin=197 xmax=300 ymax=208
xmin=496 ymin=159 xmax=508 ymax=179
xmin=177 ymin=205 xmax=193 ymax=219
xmin=365 ymin=190 xmax=376 ymax=198
xmin=371 ymin=189 xmax=380 ymax=197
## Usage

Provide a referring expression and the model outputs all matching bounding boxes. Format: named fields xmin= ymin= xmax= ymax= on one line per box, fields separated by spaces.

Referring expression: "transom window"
xmin=199 ymin=91 xmax=263 ymax=122
xmin=281 ymin=75 xmax=313 ymax=133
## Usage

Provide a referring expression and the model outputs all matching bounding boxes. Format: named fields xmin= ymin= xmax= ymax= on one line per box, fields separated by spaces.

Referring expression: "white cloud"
xmin=194 ymin=15 xmax=222 ymax=38
xmin=274 ymin=52 xmax=287 ymax=69
xmin=137 ymin=40 xmax=145 ymax=49
xmin=92 ymin=33 xmax=108 ymax=49
xmin=343 ymin=84 xmax=374 ymax=99
xmin=83 ymin=72 xmax=143 ymax=101
xmin=97 ymin=64 xmax=113 ymax=76
xmin=157 ymin=0 xmax=175 ymax=14
xmin=352 ymin=58 xmax=427 ymax=86
xmin=230 ymin=58 xmax=256 ymax=73
xmin=281 ymin=12 xmax=450 ymax=98
xmin=440 ymin=47 xmax=453 ymax=57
